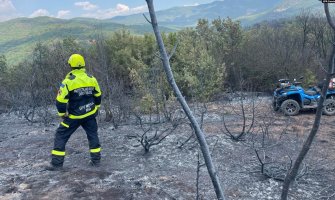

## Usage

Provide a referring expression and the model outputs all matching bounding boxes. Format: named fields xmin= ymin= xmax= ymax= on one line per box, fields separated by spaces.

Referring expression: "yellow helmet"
xmin=68 ymin=54 xmax=85 ymax=68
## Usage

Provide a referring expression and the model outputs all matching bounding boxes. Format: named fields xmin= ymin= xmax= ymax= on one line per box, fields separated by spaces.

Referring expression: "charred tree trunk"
xmin=281 ymin=3 xmax=335 ymax=200
xmin=145 ymin=0 xmax=225 ymax=199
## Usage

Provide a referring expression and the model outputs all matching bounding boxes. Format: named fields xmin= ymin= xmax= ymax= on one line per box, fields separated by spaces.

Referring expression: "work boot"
xmin=89 ymin=160 xmax=100 ymax=167
xmin=44 ymin=163 xmax=63 ymax=171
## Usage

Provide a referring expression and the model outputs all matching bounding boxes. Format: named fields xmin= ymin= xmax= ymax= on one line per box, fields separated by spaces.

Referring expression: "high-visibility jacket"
xmin=56 ymin=68 xmax=102 ymax=119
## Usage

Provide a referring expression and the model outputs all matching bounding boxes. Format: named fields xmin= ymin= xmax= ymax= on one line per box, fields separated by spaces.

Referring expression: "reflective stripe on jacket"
xmin=56 ymin=68 xmax=102 ymax=119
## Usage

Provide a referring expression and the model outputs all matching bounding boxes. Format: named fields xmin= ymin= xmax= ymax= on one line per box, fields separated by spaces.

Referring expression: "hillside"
xmin=0 ymin=17 xmax=175 ymax=65
xmin=0 ymin=0 xmax=328 ymax=65
xmin=237 ymin=0 xmax=323 ymax=24
xmin=111 ymin=0 xmax=282 ymax=26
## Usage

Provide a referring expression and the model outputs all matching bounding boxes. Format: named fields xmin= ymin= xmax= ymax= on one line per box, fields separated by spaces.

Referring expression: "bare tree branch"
xmin=221 ymin=93 xmax=256 ymax=141
xmin=143 ymin=14 xmax=152 ymax=24
xmin=324 ymin=3 xmax=335 ymax=30
xmin=281 ymin=2 xmax=335 ymax=199
xmin=168 ymin=39 xmax=179 ymax=60
xmin=145 ymin=0 xmax=225 ymax=199
xmin=178 ymin=123 xmax=196 ymax=149
xmin=196 ymin=152 xmax=206 ymax=200
xmin=135 ymin=112 xmax=177 ymax=153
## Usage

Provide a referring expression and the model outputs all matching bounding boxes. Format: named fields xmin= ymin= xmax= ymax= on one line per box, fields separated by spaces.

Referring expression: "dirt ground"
xmin=0 ymin=97 xmax=334 ymax=200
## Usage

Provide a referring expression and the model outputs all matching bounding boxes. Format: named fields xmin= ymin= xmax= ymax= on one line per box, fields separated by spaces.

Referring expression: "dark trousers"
xmin=51 ymin=116 xmax=101 ymax=166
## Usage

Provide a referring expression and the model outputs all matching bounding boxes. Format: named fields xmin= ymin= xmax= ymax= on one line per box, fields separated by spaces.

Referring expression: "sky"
xmin=0 ymin=0 xmax=215 ymax=21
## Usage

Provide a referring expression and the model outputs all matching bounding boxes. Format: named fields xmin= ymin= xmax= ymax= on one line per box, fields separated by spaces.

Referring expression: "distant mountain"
xmin=111 ymin=0 xmax=323 ymax=26
xmin=0 ymin=17 xmax=175 ymax=65
xmin=111 ymin=0 xmax=280 ymax=26
xmin=237 ymin=0 xmax=323 ymax=25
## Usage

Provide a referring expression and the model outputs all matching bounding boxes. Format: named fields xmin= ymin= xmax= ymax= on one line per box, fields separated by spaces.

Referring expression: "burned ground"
xmin=0 ymin=97 xmax=334 ymax=200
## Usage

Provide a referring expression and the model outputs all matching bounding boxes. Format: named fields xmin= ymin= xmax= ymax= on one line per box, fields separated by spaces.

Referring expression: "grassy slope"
xmin=0 ymin=17 xmax=176 ymax=65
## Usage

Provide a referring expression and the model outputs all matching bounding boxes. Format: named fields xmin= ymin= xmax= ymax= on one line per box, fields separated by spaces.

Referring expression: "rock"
xmin=158 ymin=176 xmax=170 ymax=181
xmin=18 ymin=183 xmax=30 ymax=191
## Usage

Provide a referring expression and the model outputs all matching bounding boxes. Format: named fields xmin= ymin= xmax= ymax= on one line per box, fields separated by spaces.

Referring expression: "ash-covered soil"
xmin=0 ymin=97 xmax=334 ymax=200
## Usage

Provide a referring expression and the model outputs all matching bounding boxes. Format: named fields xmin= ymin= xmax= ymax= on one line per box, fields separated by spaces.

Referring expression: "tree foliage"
xmin=1 ymin=14 xmax=335 ymax=120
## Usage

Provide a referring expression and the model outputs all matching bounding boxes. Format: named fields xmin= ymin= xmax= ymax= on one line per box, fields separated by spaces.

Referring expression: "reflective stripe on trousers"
xmin=90 ymin=147 xmax=101 ymax=153
xmin=51 ymin=150 xmax=66 ymax=156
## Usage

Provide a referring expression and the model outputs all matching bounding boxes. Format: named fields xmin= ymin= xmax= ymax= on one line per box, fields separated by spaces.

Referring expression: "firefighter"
xmin=46 ymin=54 xmax=102 ymax=170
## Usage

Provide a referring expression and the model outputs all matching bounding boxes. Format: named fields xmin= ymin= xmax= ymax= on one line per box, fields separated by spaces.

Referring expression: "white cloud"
xmin=0 ymin=0 xmax=18 ymax=21
xmin=131 ymin=5 xmax=147 ymax=13
xmin=57 ymin=10 xmax=70 ymax=18
xmin=184 ymin=3 xmax=199 ymax=7
xmin=30 ymin=9 xmax=50 ymax=18
xmin=116 ymin=3 xmax=129 ymax=12
xmin=75 ymin=1 xmax=98 ymax=11
xmin=82 ymin=4 xmax=147 ymax=19
xmin=0 ymin=0 xmax=15 ymax=12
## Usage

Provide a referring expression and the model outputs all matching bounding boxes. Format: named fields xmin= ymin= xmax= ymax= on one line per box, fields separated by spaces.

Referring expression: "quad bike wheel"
xmin=281 ymin=99 xmax=300 ymax=116
xmin=272 ymin=97 xmax=280 ymax=111
xmin=323 ymin=99 xmax=335 ymax=116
